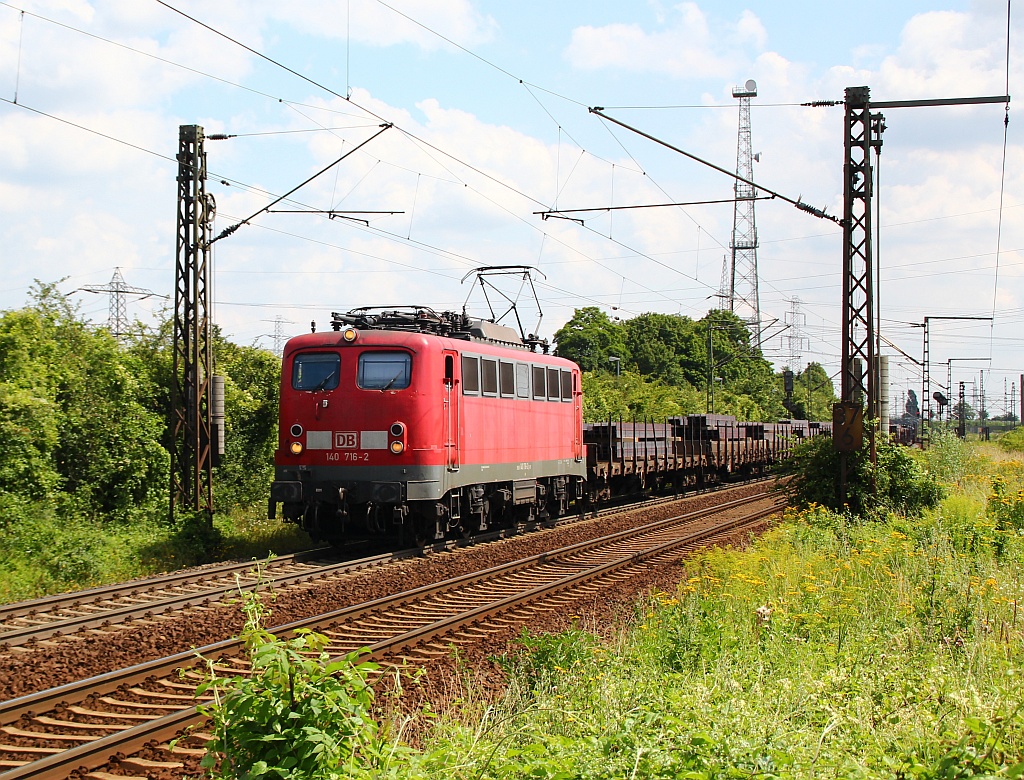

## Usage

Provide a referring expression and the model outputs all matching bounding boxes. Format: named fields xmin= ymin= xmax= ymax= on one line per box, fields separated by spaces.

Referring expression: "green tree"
xmin=695 ymin=310 xmax=786 ymax=420
xmin=553 ymin=307 xmax=628 ymax=373
xmin=0 ymin=283 xmax=166 ymax=517
xmin=559 ymin=307 xmax=789 ymax=422
xmin=214 ymin=340 xmax=281 ymax=507
xmin=582 ymin=370 xmax=703 ymax=422
xmin=780 ymin=362 xmax=837 ymax=421
xmin=623 ymin=312 xmax=703 ymax=386
xmin=128 ymin=314 xmax=282 ymax=511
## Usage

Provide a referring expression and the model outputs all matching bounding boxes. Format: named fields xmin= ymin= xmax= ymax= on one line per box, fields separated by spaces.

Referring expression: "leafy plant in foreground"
xmin=193 ymin=567 xmax=385 ymax=779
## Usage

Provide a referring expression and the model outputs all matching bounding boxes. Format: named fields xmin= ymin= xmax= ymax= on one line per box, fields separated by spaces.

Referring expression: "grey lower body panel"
xmin=273 ymin=458 xmax=586 ymax=505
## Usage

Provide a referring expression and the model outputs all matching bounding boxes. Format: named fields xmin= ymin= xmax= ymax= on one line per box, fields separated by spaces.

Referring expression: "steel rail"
xmin=0 ymin=549 xmax=336 ymax=623
xmin=0 ymin=499 xmax=778 ymax=780
xmin=367 ymin=500 xmax=783 ymax=657
xmin=0 ymin=488 xmax=773 ymax=724
xmin=0 ymin=479 xmax=773 ymax=649
xmin=0 ymin=492 xmax=781 ymax=780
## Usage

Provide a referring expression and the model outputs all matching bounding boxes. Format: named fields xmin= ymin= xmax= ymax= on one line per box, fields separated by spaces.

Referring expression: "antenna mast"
xmin=729 ymin=79 xmax=762 ymax=347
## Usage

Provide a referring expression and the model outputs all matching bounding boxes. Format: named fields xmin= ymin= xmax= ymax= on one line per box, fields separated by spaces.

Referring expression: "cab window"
xmin=292 ymin=352 xmax=340 ymax=391
xmin=358 ymin=352 xmax=411 ymax=390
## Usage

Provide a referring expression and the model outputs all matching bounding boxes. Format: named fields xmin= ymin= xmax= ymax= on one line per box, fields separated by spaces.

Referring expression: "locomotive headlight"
xmin=289 ymin=441 xmax=304 ymax=455
xmin=389 ymin=420 xmax=407 ymax=455
xmin=342 ymin=327 xmax=358 ymax=343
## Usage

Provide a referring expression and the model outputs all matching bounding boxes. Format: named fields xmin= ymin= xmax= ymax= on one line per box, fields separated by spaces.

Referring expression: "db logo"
xmin=335 ymin=432 xmax=357 ymax=449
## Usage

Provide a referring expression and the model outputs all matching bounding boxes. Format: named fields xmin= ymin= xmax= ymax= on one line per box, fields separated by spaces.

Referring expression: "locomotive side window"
xmin=357 ymin=352 xmax=411 ymax=390
xmin=547 ymin=367 xmax=561 ymax=401
xmin=515 ymin=363 xmax=530 ymax=398
xmin=481 ymin=358 xmax=498 ymax=396
xmin=560 ymin=369 xmax=573 ymax=401
xmin=461 ymin=355 xmax=480 ymax=394
xmin=292 ymin=352 xmax=341 ymax=391
xmin=499 ymin=361 xmax=515 ymax=397
xmin=532 ymin=365 xmax=546 ymax=400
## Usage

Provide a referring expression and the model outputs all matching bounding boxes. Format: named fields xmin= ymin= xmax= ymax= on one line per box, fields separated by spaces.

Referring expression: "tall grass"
xmin=0 ymin=498 xmax=310 ymax=605
xmin=389 ymin=442 xmax=1024 ymax=778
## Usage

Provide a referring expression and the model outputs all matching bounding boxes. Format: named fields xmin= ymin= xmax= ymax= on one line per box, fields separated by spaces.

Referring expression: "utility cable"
xmin=156 ymin=0 xmax=737 ymax=290
xmin=12 ymin=0 xmax=734 ymax=316
xmin=990 ymin=0 xmax=1013 ymax=330
xmin=209 ymin=123 xmax=393 ymax=245
xmin=600 ymin=102 xmax=817 ymax=110
xmin=590 ymin=107 xmax=840 ymax=224
xmin=0 ymin=1 xmax=308 ymax=107
xmin=0 ymin=95 xmax=179 ymax=165
xmin=370 ymin=0 xmax=589 ymax=109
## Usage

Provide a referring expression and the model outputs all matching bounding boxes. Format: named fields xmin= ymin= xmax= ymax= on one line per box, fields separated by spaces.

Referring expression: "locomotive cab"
xmin=270 ymin=308 xmax=587 ymax=546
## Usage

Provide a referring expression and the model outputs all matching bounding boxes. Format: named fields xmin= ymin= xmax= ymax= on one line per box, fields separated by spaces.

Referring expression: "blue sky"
xmin=0 ymin=0 xmax=1019 ymax=415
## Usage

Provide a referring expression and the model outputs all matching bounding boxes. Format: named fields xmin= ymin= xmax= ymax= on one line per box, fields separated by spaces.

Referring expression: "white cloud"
xmin=735 ymin=10 xmax=766 ymax=50
xmin=261 ymin=0 xmax=497 ymax=51
xmin=0 ymin=0 xmax=1020 ymax=394
xmin=563 ymin=2 xmax=767 ymax=80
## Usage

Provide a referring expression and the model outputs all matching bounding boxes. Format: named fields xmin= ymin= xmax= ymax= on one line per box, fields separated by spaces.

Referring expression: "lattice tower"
xmin=729 ymin=80 xmax=761 ymax=346
xmin=80 ymin=268 xmax=153 ymax=339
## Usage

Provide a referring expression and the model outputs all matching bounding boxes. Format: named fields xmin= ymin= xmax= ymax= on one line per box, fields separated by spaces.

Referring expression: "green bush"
xmin=997 ymin=426 xmax=1024 ymax=453
xmin=780 ymin=431 xmax=944 ymax=516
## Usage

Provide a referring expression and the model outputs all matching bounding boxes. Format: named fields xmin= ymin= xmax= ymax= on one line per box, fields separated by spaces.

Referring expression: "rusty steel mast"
xmin=834 ymin=87 xmax=1008 ymax=496
xmin=170 ymin=124 xmax=217 ymax=519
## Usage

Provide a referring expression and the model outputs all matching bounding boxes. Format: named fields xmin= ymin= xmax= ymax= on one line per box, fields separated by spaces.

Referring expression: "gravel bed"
xmin=0 ymin=482 xmax=779 ymax=701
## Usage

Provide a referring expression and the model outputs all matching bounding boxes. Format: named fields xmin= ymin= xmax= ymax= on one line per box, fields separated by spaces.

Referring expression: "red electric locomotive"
xmin=269 ymin=306 xmax=586 ymax=545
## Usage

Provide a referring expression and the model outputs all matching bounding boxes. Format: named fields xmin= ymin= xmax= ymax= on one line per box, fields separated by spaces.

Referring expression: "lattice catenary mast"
xmin=729 ymin=79 xmax=762 ymax=347
xmin=170 ymin=124 xmax=219 ymax=519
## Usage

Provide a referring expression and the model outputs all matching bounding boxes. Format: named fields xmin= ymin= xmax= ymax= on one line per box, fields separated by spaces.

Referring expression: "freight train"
xmin=268 ymin=306 xmax=829 ymax=546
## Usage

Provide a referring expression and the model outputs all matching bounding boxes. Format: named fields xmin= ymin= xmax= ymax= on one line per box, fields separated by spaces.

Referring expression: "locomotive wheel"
xmin=303 ymin=503 xmax=340 ymax=545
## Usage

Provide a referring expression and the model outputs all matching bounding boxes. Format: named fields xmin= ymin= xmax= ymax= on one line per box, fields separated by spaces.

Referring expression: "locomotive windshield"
xmin=358 ymin=351 xmax=412 ymax=390
xmin=292 ymin=352 xmax=341 ymax=391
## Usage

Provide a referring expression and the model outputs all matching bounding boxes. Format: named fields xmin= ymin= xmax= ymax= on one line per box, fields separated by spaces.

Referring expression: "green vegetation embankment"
xmin=193 ymin=434 xmax=1024 ymax=778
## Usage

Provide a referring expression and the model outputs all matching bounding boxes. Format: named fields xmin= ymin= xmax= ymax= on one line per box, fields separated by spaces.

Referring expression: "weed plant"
xmin=192 ymin=567 xmax=413 ymax=780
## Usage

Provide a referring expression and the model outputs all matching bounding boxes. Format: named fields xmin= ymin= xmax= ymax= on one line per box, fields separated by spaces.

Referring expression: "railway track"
xmin=0 ymin=550 xmax=344 ymax=649
xmin=0 ymin=479 xmax=772 ymax=653
xmin=0 ymin=490 xmax=783 ymax=780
